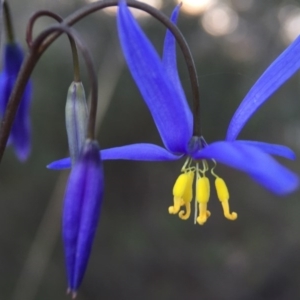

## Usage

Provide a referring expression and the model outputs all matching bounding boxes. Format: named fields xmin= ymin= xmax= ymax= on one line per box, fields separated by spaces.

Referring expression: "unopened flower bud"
xmin=63 ymin=139 xmax=104 ymax=293
xmin=65 ymin=81 xmax=88 ymax=165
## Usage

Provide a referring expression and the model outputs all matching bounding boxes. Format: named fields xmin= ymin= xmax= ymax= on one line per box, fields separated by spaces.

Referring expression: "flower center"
xmin=169 ymin=158 xmax=237 ymax=225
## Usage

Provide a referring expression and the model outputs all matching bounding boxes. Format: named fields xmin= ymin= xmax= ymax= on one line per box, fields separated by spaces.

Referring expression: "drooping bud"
xmin=65 ymin=81 xmax=88 ymax=165
xmin=62 ymin=139 xmax=104 ymax=294
xmin=0 ymin=42 xmax=32 ymax=161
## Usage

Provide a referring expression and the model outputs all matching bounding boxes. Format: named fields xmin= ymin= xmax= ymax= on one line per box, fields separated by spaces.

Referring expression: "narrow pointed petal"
xmin=193 ymin=141 xmax=299 ymax=195
xmin=63 ymin=140 xmax=103 ymax=292
xmin=117 ymin=1 xmax=192 ymax=153
xmin=101 ymin=143 xmax=181 ymax=160
xmin=162 ymin=4 xmax=186 ymax=102
xmin=236 ymin=140 xmax=296 ymax=160
xmin=47 ymin=143 xmax=181 ymax=170
xmin=47 ymin=157 xmax=76 ymax=170
xmin=227 ymin=36 xmax=300 ymax=141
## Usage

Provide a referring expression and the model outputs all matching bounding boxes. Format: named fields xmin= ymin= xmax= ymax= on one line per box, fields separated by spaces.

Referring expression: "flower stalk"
xmin=0 ymin=0 xmax=202 ymax=164
xmin=3 ymin=1 xmax=14 ymax=43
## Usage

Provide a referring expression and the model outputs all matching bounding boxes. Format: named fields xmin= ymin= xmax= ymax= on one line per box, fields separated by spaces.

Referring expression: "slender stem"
xmin=38 ymin=0 xmax=201 ymax=136
xmin=26 ymin=11 xmax=62 ymax=47
xmin=3 ymin=1 xmax=14 ymax=43
xmin=32 ymin=24 xmax=97 ymax=139
xmin=70 ymin=37 xmax=80 ymax=82
xmin=0 ymin=0 xmax=201 ymax=163
xmin=26 ymin=10 xmax=80 ymax=81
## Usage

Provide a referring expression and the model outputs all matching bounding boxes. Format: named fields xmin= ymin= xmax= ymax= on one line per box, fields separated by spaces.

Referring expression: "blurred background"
xmin=1 ymin=0 xmax=300 ymax=299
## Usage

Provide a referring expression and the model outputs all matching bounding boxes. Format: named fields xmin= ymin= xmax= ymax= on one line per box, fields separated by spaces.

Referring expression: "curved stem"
xmin=3 ymin=1 xmax=14 ymax=43
xmin=32 ymin=25 xmax=97 ymax=139
xmin=70 ymin=39 xmax=81 ymax=82
xmin=26 ymin=10 xmax=80 ymax=81
xmin=26 ymin=10 xmax=62 ymax=47
xmin=0 ymin=0 xmax=201 ymax=163
xmin=39 ymin=0 xmax=201 ymax=136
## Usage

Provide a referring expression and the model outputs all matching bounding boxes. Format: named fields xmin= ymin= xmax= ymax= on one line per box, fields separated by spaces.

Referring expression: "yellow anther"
xmin=221 ymin=201 xmax=237 ymax=220
xmin=196 ymin=176 xmax=211 ymax=225
xmin=215 ymin=177 xmax=237 ymax=221
xmin=196 ymin=176 xmax=210 ymax=203
xmin=173 ymin=173 xmax=190 ymax=197
xmin=168 ymin=197 xmax=182 ymax=214
xmin=215 ymin=177 xmax=229 ymax=201
xmin=182 ymin=171 xmax=194 ymax=204
xmin=170 ymin=171 xmax=194 ymax=217
xmin=179 ymin=203 xmax=191 ymax=220
xmin=197 ymin=203 xmax=211 ymax=225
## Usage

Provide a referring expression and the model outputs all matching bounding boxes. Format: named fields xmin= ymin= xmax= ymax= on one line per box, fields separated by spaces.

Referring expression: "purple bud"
xmin=0 ymin=42 xmax=32 ymax=161
xmin=62 ymin=139 xmax=104 ymax=292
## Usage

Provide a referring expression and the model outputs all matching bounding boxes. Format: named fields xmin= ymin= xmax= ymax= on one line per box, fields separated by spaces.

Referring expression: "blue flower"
xmin=63 ymin=139 xmax=104 ymax=295
xmin=49 ymin=2 xmax=300 ymax=225
xmin=0 ymin=42 xmax=32 ymax=161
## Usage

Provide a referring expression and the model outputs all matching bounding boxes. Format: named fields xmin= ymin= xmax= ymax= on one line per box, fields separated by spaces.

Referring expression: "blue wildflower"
xmin=0 ymin=42 xmax=32 ymax=161
xmin=63 ymin=139 xmax=103 ymax=295
xmin=49 ymin=2 xmax=299 ymax=225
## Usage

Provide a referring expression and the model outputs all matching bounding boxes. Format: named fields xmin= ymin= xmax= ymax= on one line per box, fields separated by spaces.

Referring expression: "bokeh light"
xmin=177 ymin=0 xmax=217 ymax=15
xmin=278 ymin=5 xmax=300 ymax=44
xmin=201 ymin=4 xmax=239 ymax=36
xmin=85 ymin=0 xmax=163 ymax=18
xmin=231 ymin=0 xmax=254 ymax=12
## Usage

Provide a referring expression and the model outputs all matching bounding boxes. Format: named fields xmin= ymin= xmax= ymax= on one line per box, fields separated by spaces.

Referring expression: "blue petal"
xmin=63 ymin=140 xmax=103 ymax=292
xmin=101 ymin=143 xmax=181 ymax=160
xmin=47 ymin=157 xmax=73 ymax=170
xmin=236 ymin=140 xmax=296 ymax=160
xmin=162 ymin=4 xmax=187 ymax=103
xmin=226 ymin=35 xmax=300 ymax=141
xmin=47 ymin=143 xmax=181 ymax=170
xmin=117 ymin=1 xmax=192 ymax=153
xmin=193 ymin=141 xmax=299 ymax=195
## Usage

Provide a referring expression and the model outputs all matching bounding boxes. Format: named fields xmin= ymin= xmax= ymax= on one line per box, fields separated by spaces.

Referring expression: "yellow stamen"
xmin=170 ymin=171 xmax=194 ymax=218
xmin=196 ymin=175 xmax=211 ymax=225
xmin=171 ymin=159 xmax=238 ymax=224
xmin=179 ymin=203 xmax=191 ymax=220
xmin=182 ymin=171 xmax=194 ymax=203
xmin=197 ymin=203 xmax=211 ymax=225
xmin=215 ymin=177 xmax=237 ymax=221
xmin=168 ymin=196 xmax=182 ymax=214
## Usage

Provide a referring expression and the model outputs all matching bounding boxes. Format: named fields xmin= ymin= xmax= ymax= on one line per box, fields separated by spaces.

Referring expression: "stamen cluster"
xmin=170 ymin=158 xmax=238 ymax=225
